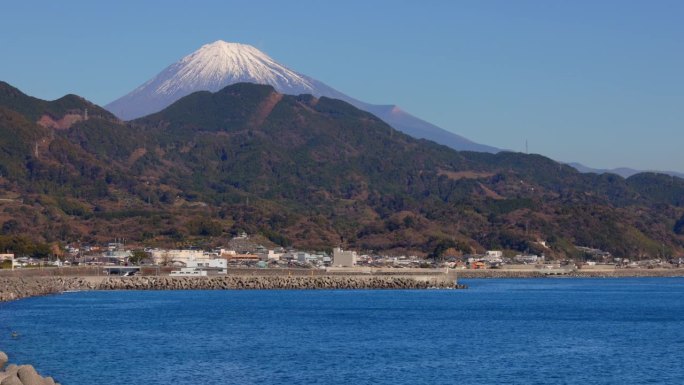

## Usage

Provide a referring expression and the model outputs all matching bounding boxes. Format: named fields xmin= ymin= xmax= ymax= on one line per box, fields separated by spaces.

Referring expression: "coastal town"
xmin=2 ymin=232 xmax=682 ymax=276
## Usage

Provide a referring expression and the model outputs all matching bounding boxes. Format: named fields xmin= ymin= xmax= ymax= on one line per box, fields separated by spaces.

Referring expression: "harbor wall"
xmin=96 ymin=275 xmax=460 ymax=291
xmin=0 ymin=273 xmax=461 ymax=302
xmin=0 ymin=277 xmax=92 ymax=302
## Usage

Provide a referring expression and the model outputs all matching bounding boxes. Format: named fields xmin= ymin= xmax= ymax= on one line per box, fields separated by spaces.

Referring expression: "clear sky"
xmin=2 ymin=0 xmax=682 ymax=172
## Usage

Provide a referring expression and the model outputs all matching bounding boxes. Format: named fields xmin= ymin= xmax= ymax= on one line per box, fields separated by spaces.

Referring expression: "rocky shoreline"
xmin=0 ymin=351 xmax=59 ymax=385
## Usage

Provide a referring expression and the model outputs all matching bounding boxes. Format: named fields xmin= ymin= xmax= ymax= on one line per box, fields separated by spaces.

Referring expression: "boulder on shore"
xmin=0 ymin=353 xmax=59 ymax=385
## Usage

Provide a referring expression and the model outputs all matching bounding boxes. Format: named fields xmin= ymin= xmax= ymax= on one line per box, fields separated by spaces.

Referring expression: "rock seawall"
xmin=0 ymin=277 xmax=93 ymax=302
xmin=0 ymin=351 xmax=59 ymax=385
xmin=97 ymin=275 xmax=460 ymax=291
xmin=0 ymin=275 xmax=460 ymax=302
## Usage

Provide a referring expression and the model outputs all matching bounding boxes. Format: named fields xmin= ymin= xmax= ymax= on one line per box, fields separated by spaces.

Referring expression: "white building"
xmin=170 ymin=258 xmax=227 ymax=276
xmin=484 ymin=250 xmax=503 ymax=264
xmin=259 ymin=250 xmax=282 ymax=261
xmin=514 ymin=254 xmax=542 ymax=264
xmin=333 ymin=248 xmax=357 ymax=267
xmin=188 ymin=258 xmax=227 ymax=274
xmin=150 ymin=249 xmax=206 ymax=265
xmin=485 ymin=250 xmax=503 ymax=259
xmin=215 ymin=248 xmax=236 ymax=257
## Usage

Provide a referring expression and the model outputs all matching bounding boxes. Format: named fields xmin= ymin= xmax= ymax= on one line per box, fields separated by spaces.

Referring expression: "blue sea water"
xmin=0 ymin=278 xmax=683 ymax=384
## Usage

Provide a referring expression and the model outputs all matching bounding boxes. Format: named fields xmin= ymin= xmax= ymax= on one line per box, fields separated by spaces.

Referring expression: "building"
xmin=483 ymin=250 xmax=503 ymax=265
xmin=485 ymin=250 xmax=503 ymax=259
xmin=296 ymin=252 xmax=311 ymax=263
xmin=103 ymin=249 xmax=132 ymax=263
xmin=170 ymin=258 xmax=227 ymax=276
xmin=259 ymin=250 xmax=282 ymax=261
xmin=214 ymin=248 xmax=235 ymax=256
xmin=149 ymin=249 xmax=206 ymax=265
xmin=576 ymin=246 xmax=612 ymax=260
xmin=333 ymin=248 xmax=357 ymax=267
xmin=226 ymin=254 xmax=259 ymax=261
xmin=0 ymin=253 xmax=15 ymax=269
xmin=187 ymin=258 xmax=227 ymax=274
xmin=514 ymin=254 xmax=542 ymax=264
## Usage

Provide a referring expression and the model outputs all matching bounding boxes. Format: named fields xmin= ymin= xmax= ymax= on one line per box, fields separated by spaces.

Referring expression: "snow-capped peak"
xmin=139 ymin=40 xmax=317 ymax=100
xmin=107 ymin=40 xmax=320 ymax=120
xmin=105 ymin=40 xmax=498 ymax=153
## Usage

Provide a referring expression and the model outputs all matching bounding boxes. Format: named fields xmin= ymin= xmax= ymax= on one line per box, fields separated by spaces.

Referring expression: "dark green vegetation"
xmin=0 ymin=81 xmax=683 ymax=259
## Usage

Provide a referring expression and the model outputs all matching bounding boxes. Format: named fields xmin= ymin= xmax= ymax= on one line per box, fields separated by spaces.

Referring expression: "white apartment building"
xmin=332 ymin=248 xmax=357 ymax=267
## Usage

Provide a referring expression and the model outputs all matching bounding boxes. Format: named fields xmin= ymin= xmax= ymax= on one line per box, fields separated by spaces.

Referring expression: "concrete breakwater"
xmin=97 ymin=275 xmax=460 ymax=291
xmin=0 ymin=277 xmax=92 ymax=302
xmin=0 ymin=275 xmax=461 ymax=302
xmin=0 ymin=351 xmax=59 ymax=385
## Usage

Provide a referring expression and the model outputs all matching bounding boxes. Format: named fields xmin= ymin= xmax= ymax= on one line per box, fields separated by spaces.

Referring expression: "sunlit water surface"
xmin=1 ymin=278 xmax=683 ymax=384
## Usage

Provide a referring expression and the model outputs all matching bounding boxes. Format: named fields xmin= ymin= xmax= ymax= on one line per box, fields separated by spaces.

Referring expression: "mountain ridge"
xmin=1 ymin=81 xmax=683 ymax=259
xmin=568 ymin=162 xmax=684 ymax=179
xmin=105 ymin=40 xmax=498 ymax=153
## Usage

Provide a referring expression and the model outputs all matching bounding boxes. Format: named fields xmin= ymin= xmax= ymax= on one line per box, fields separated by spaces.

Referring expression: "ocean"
xmin=1 ymin=278 xmax=683 ymax=384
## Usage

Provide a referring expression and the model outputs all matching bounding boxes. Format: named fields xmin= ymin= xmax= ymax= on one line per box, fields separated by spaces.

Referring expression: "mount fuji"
xmin=105 ymin=40 xmax=498 ymax=153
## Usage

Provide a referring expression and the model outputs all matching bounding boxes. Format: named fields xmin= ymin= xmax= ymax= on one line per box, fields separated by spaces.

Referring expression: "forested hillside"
xmin=1 ymin=81 xmax=683 ymax=259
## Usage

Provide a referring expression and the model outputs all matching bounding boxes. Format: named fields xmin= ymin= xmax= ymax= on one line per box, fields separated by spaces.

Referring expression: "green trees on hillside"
xmin=674 ymin=215 xmax=684 ymax=235
xmin=0 ymin=81 xmax=682 ymax=258
xmin=0 ymin=235 xmax=51 ymax=258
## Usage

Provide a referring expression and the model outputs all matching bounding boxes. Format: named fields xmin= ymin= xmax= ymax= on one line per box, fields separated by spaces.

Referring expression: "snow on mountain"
xmin=154 ymin=42 xmax=316 ymax=97
xmin=105 ymin=40 xmax=498 ymax=153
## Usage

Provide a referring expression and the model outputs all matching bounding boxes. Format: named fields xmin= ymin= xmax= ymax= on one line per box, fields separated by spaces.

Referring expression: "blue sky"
xmin=2 ymin=0 xmax=682 ymax=172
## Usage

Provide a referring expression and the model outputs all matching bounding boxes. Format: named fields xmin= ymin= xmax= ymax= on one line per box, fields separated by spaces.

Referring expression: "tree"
xmin=429 ymin=239 xmax=457 ymax=262
xmin=1 ymin=219 xmax=19 ymax=235
xmin=160 ymin=251 xmax=172 ymax=266
xmin=674 ymin=215 xmax=684 ymax=235
xmin=129 ymin=250 xmax=149 ymax=265
xmin=186 ymin=218 xmax=222 ymax=236
xmin=50 ymin=242 xmax=64 ymax=260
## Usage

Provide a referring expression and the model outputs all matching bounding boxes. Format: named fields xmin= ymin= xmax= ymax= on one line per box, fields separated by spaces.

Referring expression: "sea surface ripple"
xmin=0 ymin=278 xmax=682 ymax=384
